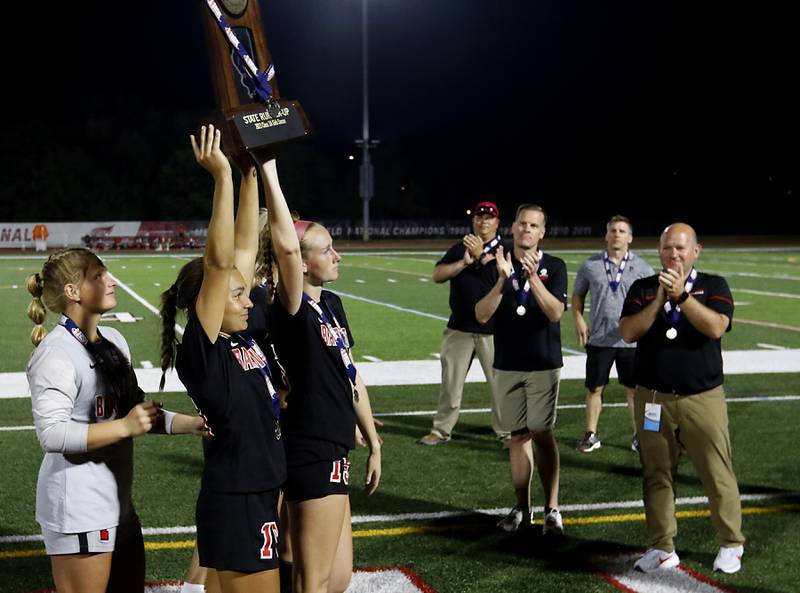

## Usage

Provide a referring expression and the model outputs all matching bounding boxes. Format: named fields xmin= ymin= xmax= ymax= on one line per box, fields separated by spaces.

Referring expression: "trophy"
xmin=201 ymin=0 xmax=312 ymax=158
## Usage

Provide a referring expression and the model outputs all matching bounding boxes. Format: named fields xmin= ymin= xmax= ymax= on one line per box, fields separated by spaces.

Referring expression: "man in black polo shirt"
xmin=620 ymin=222 xmax=745 ymax=575
xmin=476 ymin=204 xmax=567 ymax=535
xmin=419 ymin=201 xmax=508 ymax=446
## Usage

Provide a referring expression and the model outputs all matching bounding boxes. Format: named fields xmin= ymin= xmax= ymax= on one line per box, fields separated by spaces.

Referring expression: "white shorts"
xmin=41 ymin=515 xmax=140 ymax=555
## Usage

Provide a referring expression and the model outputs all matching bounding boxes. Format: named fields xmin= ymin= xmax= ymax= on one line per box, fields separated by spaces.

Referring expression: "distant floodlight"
xmin=466 ymin=209 xmax=472 ymax=215
xmin=348 ymin=155 xmax=355 ymax=160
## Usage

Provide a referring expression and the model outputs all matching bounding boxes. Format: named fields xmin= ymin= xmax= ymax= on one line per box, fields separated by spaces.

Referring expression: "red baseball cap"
xmin=473 ymin=201 xmax=499 ymax=218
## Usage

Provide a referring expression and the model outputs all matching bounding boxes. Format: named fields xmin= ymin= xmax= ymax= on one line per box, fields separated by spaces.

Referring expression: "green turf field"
xmin=1 ymin=247 xmax=799 ymax=592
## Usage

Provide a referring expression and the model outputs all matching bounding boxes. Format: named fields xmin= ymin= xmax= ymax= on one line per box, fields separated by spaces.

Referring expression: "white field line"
xmin=334 ymin=290 xmax=585 ymax=358
xmin=4 ymin=395 xmax=798 ymax=431
xmin=703 ymin=268 xmax=800 ymax=281
xmin=736 ymin=318 xmax=800 ymax=332
xmin=2 ymin=490 xmax=797 ymax=544
xmin=357 ymin=255 xmax=437 ymax=264
xmin=334 ymin=291 xmax=449 ymax=322
xmin=370 ymin=394 xmax=800 ymax=418
xmin=757 ymin=343 xmax=789 ymax=350
xmin=732 ymin=287 xmax=800 ymax=299
xmin=361 ymin=355 xmax=383 ymax=362
xmin=108 ymin=272 xmax=184 ymax=336
xmin=2 ymin=351 xmax=800 ymax=398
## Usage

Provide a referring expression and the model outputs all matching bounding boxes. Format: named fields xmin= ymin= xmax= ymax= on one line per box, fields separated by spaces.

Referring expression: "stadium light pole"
xmin=356 ymin=0 xmax=378 ymax=242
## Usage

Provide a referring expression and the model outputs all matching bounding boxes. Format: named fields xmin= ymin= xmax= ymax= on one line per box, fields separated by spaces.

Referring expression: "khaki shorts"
xmin=493 ymin=368 xmax=561 ymax=433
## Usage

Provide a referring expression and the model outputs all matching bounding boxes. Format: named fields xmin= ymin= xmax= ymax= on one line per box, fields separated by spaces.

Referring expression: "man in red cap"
xmin=419 ymin=201 xmax=509 ymax=446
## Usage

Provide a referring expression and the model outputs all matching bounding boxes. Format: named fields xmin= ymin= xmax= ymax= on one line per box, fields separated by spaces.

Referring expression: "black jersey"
xmin=271 ymin=290 xmax=357 ymax=466
xmin=436 ymin=239 xmax=506 ymax=334
xmin=480 ymin=252 xmax=568 ymax=372
xmin=621 ymin=272 xmax=734 ymax=395
xmin=176 ymin=314 xmax=285 ymax=492
xmin=246 ymin=286 xmax=270 ymax=342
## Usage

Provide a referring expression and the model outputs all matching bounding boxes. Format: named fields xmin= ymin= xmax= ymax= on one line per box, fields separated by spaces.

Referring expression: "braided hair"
xmin=254 ymin=207 xmax=278 ymax=302
xmin=159 ymin=257 xmax=205 ymax=390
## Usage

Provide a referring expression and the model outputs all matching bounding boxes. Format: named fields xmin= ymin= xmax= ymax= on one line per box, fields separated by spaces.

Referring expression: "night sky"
xmin=3 ymin=1 xmax=797 ymax=234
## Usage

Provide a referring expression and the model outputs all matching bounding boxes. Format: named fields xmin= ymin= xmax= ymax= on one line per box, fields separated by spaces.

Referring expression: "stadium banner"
xmin=318 ymin=219 xmax=599 ymax=240
xmin=2 ymin=219 xmax=599 ymax=249
xmin=0 ymin=221 xmax=208 ymax=250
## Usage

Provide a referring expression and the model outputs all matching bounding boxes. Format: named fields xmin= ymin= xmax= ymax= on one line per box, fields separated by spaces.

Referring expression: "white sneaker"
xmin=497 ymin=505 xmax=530 ymax=532
xmin=713 ymin=545 xmax=743 ymax=574
xmin=542 ymin=508 xmax=564 ymax=535
xmin=633 ymin=548 xmax=680 ymax=572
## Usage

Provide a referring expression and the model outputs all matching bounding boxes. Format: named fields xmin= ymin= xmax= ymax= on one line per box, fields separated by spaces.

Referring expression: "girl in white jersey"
xmin=26 ymin=248 xmax=205 ymax=593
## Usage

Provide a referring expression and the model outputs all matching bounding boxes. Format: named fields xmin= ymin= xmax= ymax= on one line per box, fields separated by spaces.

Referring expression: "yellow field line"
xmin=2 ymin=503 xmax=798 ymax=560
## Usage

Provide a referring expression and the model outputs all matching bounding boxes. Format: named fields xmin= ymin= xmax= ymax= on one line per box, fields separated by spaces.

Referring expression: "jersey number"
xmin=329 ymin=459 xmax=350 ymax=485
xmin=260 ymin=521 xmax=279 ymax=560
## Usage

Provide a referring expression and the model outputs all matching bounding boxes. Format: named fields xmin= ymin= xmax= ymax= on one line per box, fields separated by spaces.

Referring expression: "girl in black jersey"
xmin=271 ymin=220 xmax=382 ymax=593
xmin=159 ymin=126 xmax=302 ymax=593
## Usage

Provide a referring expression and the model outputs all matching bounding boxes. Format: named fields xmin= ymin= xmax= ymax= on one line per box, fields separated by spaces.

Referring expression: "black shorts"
xmin=283 ymin=457 xmax=350 ymax=502
xmin=196 ymin=488 xmax=281 ymax=573
xmin=585 ymin=345 xmax=636 ymax=391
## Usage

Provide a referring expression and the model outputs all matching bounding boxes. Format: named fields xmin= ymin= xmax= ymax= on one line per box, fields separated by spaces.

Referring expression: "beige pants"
xmin=635 ymin=385 xmax=745 ymax=552
xmin=430 ymin=328 xmax=505 ymax=439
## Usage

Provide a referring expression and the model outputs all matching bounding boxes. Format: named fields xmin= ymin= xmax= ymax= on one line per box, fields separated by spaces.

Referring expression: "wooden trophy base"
xmin=218 ymin=99 xmax=312 ymax=161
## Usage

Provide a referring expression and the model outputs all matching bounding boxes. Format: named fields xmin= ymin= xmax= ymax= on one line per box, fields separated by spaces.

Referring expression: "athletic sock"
xmin=279 ymin=559 xmax=293 ymax=593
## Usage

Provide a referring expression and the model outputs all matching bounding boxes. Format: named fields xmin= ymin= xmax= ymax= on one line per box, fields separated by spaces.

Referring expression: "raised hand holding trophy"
xmin=201 ymin=0 xmax=311 ymax=159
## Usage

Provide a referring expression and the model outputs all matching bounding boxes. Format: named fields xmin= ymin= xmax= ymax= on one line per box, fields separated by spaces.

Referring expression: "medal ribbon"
xmin=508 ymin=249 xmax=542 ymax=311
xmin=604 ymin=251 xmax=630 ymax=292
xmin=205 ymin=0 xmax=276 ymax=104
xmin=663 ymin=268 xmax=698 ymax=325
xmin=303 ymin=294 xmax=358 ymax=391
xmin=482 ymin=234 xmax=502 ymax=254
xmin=235 ymin=334 xmax=280 ymax=419
xmin=60 ymin=315 xmax=140 ymax=416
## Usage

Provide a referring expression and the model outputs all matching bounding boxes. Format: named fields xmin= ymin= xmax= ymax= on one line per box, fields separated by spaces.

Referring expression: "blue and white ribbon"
xmin=303 ymin=294 xmax=358 ymax=393
xmin=482 ymin=234 xmax=502 ymax=254
xmin=235 ymin=334 xmax=281 ymax=420
xmin=604 ymin=250 xmax=630 ymax=292
xmin=205 ymin=0 xmax=276 ymax=104
xmin=663 ymin=268 xmax=698 ymax=325
xmin=509 ymin=249 xmax=542 ymax=316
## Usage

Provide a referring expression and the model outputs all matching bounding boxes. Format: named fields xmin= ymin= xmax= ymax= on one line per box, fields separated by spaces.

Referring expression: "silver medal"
xmin=274 ymin=420 xmax=282 ymax=440
xmin=666 ymin=327 xmax=678 ymax=340
xmin=516 ymin=305 xmax=526 ymax=316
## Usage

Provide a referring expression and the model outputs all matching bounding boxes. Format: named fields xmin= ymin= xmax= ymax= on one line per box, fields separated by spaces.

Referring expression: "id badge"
xmin=643 ymin=402 xmax=662 ymax=432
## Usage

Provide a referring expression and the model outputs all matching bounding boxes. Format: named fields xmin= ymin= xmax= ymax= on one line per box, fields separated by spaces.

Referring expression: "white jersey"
xmin=27 ymin=324 xmax=135 ymax=533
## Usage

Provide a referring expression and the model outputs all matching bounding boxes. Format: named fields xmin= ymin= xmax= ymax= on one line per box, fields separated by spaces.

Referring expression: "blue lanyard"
xmin=205 ymin=0 xmax=275 ymax=104
xmin=303 ymin=294 xmax=358 ymax=389
xmin=663 ymin=268 xmax=698 ymax=325
xmin=482 ymin=234 xmax=502 ymax=254
xmin=235 ymin=334 xmax=281 ymax=420
xmin=603 ymin=251 xmax=630 ymax=292
xmin=508 ymin=250 xmax=542 ymax=315
xmin=60 ymin=314 xmax=95 ymax=348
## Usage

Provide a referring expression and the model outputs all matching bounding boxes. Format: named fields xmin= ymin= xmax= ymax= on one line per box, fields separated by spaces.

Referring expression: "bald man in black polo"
xmin=620 ymin=222 xmax=745 ymax=575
